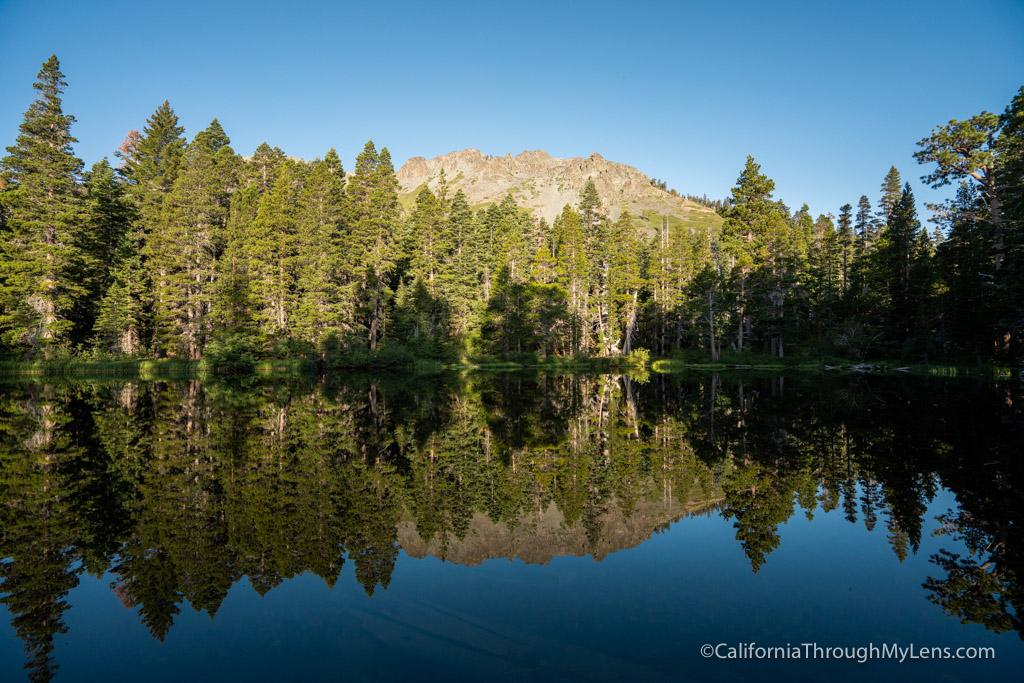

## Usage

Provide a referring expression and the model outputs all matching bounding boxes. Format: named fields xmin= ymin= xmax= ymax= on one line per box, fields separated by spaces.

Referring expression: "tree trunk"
xmin=621 ymin=291 xmax=639 ymax=355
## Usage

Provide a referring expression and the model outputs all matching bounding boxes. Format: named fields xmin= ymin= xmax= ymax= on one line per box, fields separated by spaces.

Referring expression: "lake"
xmin=1 ymin=371 xmax=1021 ymax=681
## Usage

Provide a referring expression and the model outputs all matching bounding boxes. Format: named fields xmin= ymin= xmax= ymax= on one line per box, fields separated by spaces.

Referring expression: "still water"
xmin=0 ymin=371 xmax=1021 ymax=681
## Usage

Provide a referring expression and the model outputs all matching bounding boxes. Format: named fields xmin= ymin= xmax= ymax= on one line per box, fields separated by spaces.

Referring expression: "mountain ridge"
xmin=395 ymin=148 xmax=721 ymax=233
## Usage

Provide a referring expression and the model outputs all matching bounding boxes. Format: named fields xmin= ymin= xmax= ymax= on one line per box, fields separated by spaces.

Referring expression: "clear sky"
xmin=2 ymin=0 xmax=1022 ymax=219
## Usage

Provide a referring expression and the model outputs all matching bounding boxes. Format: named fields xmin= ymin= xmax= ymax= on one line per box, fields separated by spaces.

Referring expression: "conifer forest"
xmin=2 ymin=56 xmax=1023 ymax=370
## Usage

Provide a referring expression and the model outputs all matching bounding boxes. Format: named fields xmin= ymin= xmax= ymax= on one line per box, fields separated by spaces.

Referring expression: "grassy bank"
xmin=0 ymin=358 xmax=199 ymax=379
xmin=0 ymin=353 xmax=1016 ymax=380
xmin=649 ymin=358 xmax=1016 ymax=378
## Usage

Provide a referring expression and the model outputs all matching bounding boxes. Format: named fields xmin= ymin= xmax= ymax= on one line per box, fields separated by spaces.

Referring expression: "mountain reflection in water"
xmin=0 ymin=372 xmax=1021 ymax=681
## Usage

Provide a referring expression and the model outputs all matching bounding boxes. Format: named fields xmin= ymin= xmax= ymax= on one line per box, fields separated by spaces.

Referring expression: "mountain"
xmin=396 ymin=148 xmax=722 ymax=235
xmin=397 ymin=497 xmax=723 ymax=567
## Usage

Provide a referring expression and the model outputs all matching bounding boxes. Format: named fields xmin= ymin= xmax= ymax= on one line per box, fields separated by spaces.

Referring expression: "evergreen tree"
xmin=408 ymin=186 xmax=446 ymax=284
xmin=553 ymin=205 xmax=588 ymax=352
xmin=849 ymin=195 xmax=877 ymax=301
xmin=936 ymin=182 xmax=992 ymax=360
xmin=293 ymin=154 xmax=346 ymax=347
xmin=114 ymin=101 xmax=187 ymax=352
xmin=528 ymin=282 xmax=568 ymax=357
xmin=807 ymin=213 xmax=841 ymax=333
xmin=995 ymin=87 xmax=1024 ymax=357
xmin=854 ymin=195 xmax=875 ymax=253
xmin=191 ymin=118 xmax=230 ymax=156
xmin=878 ymin=166 xmax=903 ymax=225
xmin=875 ymin=183 xmax=923 ymax=347
xmin=324 ymin=147 xmax=344 ymax=179
xmin=757 ymin=210 xmax=801 ymax=358
xmin=837 ymin=203 xmax=854 ymax=293
xmin=482 ymin=266 xmax=532 ymax=356
xmin=578 ymin=177 xmax=602 ymax=231
xmin=150 ymin=124 xmax=237 ymax=357
xmin=721 ymin=156 xmax=777 ymax=352
xmin=93 ymin=228 xmax=150 ymax=356
xmin=791 ymin=203 xmax=814 ymax=257
xmin=608 ymin=212 xmax=644 ymax=354
xmin=915 ymin=110 xmax=1004 ymax=267
xmin=392 ymin=276 xmax=448 ymax=352
xmin=243 ymin=142 xmax=287 ymax=194
xmin=243 ymin=160 xmax=301 ymax=342
xmin=689 ymin=256 xmax=730 ymax=360
xmin=0 ymin=55 xmax=87 ymax=355
xmin=74 ymin=159 xmax=133 ymax=340
xmin=120 ymin=100 xmax=186 ymax=228
xmin=344 ymin=141 xmax=399 ymax=350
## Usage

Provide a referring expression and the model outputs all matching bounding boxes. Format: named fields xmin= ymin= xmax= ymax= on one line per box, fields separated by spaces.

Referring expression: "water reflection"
xmin=0 ymin=372 xmax=1021 ymax=680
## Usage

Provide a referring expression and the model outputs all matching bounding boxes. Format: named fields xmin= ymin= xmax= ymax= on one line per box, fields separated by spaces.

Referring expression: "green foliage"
xmin=1 ymin=59 xmax=1022 ymax=367
xmin=198 ymin=332 xmax=259 ymax=375
xmin=0 ymin=56 xmax=87 ymax=355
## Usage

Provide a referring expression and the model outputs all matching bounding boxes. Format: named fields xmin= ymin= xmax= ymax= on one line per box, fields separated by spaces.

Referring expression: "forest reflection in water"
xmin=0 ymin=371 xmax=1021 ymax=681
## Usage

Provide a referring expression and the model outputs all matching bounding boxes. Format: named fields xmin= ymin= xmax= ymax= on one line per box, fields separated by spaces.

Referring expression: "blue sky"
xmin=2 ymin=0 xmax=1022 ymax=219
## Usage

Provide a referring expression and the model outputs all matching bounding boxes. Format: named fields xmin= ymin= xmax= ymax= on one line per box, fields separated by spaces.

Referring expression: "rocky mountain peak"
xmin=395 ymin=148 xmax=718 ymax=230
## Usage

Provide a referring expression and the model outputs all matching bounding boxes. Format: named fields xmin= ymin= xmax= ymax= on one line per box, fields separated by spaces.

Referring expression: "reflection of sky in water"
xmin=1 ymin=374 xmax=1022 ymax=681
xmin=3 ymin=486 xmax=1020 ymax=682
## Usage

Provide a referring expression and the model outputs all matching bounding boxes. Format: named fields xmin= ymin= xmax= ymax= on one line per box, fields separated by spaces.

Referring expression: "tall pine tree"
xmin=0 ymin=55 xmax=88 ymax=355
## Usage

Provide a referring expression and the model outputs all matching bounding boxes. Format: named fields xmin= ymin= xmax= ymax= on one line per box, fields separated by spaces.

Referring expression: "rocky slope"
xmin=396 ymin=148 xmax=721 ymax=232
xmin=398 ymin=497 xmax=723 ymax=566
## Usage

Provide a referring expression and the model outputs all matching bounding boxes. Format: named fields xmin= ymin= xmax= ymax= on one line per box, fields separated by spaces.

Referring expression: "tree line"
xmin=2 ymin=56 xmax=1022 ymax=366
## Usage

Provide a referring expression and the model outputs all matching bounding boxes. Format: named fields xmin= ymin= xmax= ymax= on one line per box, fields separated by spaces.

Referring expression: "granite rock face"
xmin=396 ymin=148 xmax=719 ymax=228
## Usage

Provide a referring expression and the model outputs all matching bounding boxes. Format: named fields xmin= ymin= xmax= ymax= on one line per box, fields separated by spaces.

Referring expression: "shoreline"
xmin=0 ymin=357 xmax=1014 ymax=380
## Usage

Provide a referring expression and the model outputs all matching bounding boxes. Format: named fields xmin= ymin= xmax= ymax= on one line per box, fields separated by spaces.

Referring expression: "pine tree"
xmin=150 ymin=125 xmax=237 ymax=357
xmin=293 ymin=154 xmax=346 ymax=347
xmin=445 ymin=189 xmax=482 ymax=337
xmin=482 ymin=266 xmax=532 ymax=356
xmin=0 ymin=55 xmax=87 ymax=355
xmin=876 ymin=183 xmax=922 ymax=346
xmin=878 ymin=166 xmax=903 ymax=225
xmin=757 ymin=210 xmax=801 ymax=358
xmin=120 ymin=100 xmax=186 ymax=228
xmin=79 ymin=159 xmax=133 ymax=344
xmin=649 ymin=215 xmax=702 ymax=354
xmin=608 ymin=212 xmax=644 ymax=354
xmin=791 ymin=204 xmax=814 ymax=258
xmin=808 ymin=213 xmax=841 ymax=330
xmin=848 ymin=195 xmax=877 ymax=300
xmin=114 ymin=101 xmax=187 ymax=351
xmin=243 ymin=142 xmax=287 ymax=194
xmin=243 ymin=161 xmax=301 ymax=341
xmin=854 ymin=195 xmax=875 ymax=253
xmin=528 ymin=282 xmax=568 ymax=357
xmin=937 ymin=182 xmax=992 ymax=360
xmin=408 ymin=186 xmax=445 ymax=283
xmin=837 ymin=203 xmax=854 ymax=293
xmin=553 ymin=205 xmax=588 ymax=352
xmin=721 ymin=156 xmax=776 ymax=352
xmin=324 ymin=147 xmax=344 ymax=179
xmin=915 ymin=109 xmax=1004 ymax=268
xmin=689 ymin=256 xmax=729 ymax=361
xmin=578 ymin=178 xmax=602 ymax=231
xmin=344 ymin=141 xmax=399 ymax=350
xmin=191 ymin=118 xmax=230 ymax=155
xmin=93 ymin=229 xmax=150 ymax=356
xmin=995 ymin=87 xmax=1024 ymax=357
xmin=530 ymin=243 xmax=558 ymax=284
